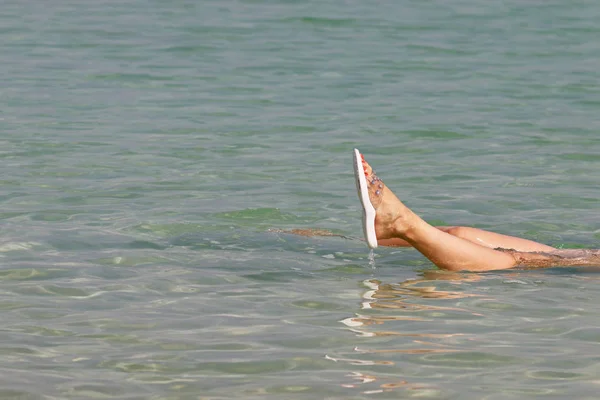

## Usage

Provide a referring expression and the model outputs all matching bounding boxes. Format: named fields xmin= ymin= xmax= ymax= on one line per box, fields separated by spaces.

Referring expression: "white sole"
xmin=353 ymin=149 xmax=378 ymax=249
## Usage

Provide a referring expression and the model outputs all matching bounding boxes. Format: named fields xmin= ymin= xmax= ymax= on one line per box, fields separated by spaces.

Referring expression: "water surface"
xmin=2 ymin=0 xmax=600 ymax=398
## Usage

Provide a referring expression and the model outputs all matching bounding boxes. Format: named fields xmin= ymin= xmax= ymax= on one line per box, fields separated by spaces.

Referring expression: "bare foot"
xmin=360 ymin=156 xmax=417 ymax=240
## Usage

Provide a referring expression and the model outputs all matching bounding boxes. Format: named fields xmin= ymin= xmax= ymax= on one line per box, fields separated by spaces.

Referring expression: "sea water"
xmin=2 ymin=0 xmax=600 ymax=398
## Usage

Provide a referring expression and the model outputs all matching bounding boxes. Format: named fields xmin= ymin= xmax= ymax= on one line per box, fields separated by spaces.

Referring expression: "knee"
xmin=444 ymin=226 xmax=469 ymax=239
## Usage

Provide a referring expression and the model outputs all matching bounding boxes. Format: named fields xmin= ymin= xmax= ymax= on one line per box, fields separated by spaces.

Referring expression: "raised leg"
xmin=275 ymin=226 xmax=555 ymax=253
xmin=359 ymin=154 xmax=521 ymax=272
xmin=378 ymin=226 xmax=555 ymax=252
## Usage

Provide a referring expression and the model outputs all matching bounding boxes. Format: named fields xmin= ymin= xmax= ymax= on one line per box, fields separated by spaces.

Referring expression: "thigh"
xmin=440 ymin=226 xmax=556 ymax=252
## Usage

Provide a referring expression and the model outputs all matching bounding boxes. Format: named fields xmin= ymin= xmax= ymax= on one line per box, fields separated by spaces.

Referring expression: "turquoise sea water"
xmin=2 ymin=0 xmax=600 ymax=398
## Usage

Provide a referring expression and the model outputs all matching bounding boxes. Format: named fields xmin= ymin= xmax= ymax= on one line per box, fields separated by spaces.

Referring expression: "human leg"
xmin=500 ymin=248 xmax=600 ymax=269
xmin=275 ymin=226 xmax=555 ymax=255
xmin=380 ymin=209 xmax=519 ymax=272
xmin=379 ymin=226 xmax=555 ymax=252
xmin=356 ymin=151 xmax=519 ymax=272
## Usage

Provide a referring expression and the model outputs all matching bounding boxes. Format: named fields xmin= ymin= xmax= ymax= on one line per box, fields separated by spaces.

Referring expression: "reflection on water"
xmin=330 ymin=271 xmax=486 ymax=395
xmin=340 ymin=371 xmax=428 ymax=395
xmin=268 ymin=228 xmax=354 ymax=241
xmin=328 ymin=269 xmax=600 ymax=396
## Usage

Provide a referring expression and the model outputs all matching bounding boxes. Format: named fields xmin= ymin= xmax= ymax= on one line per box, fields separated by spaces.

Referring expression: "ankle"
xmin=390 ymin=211 xmax=418 ymax=240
